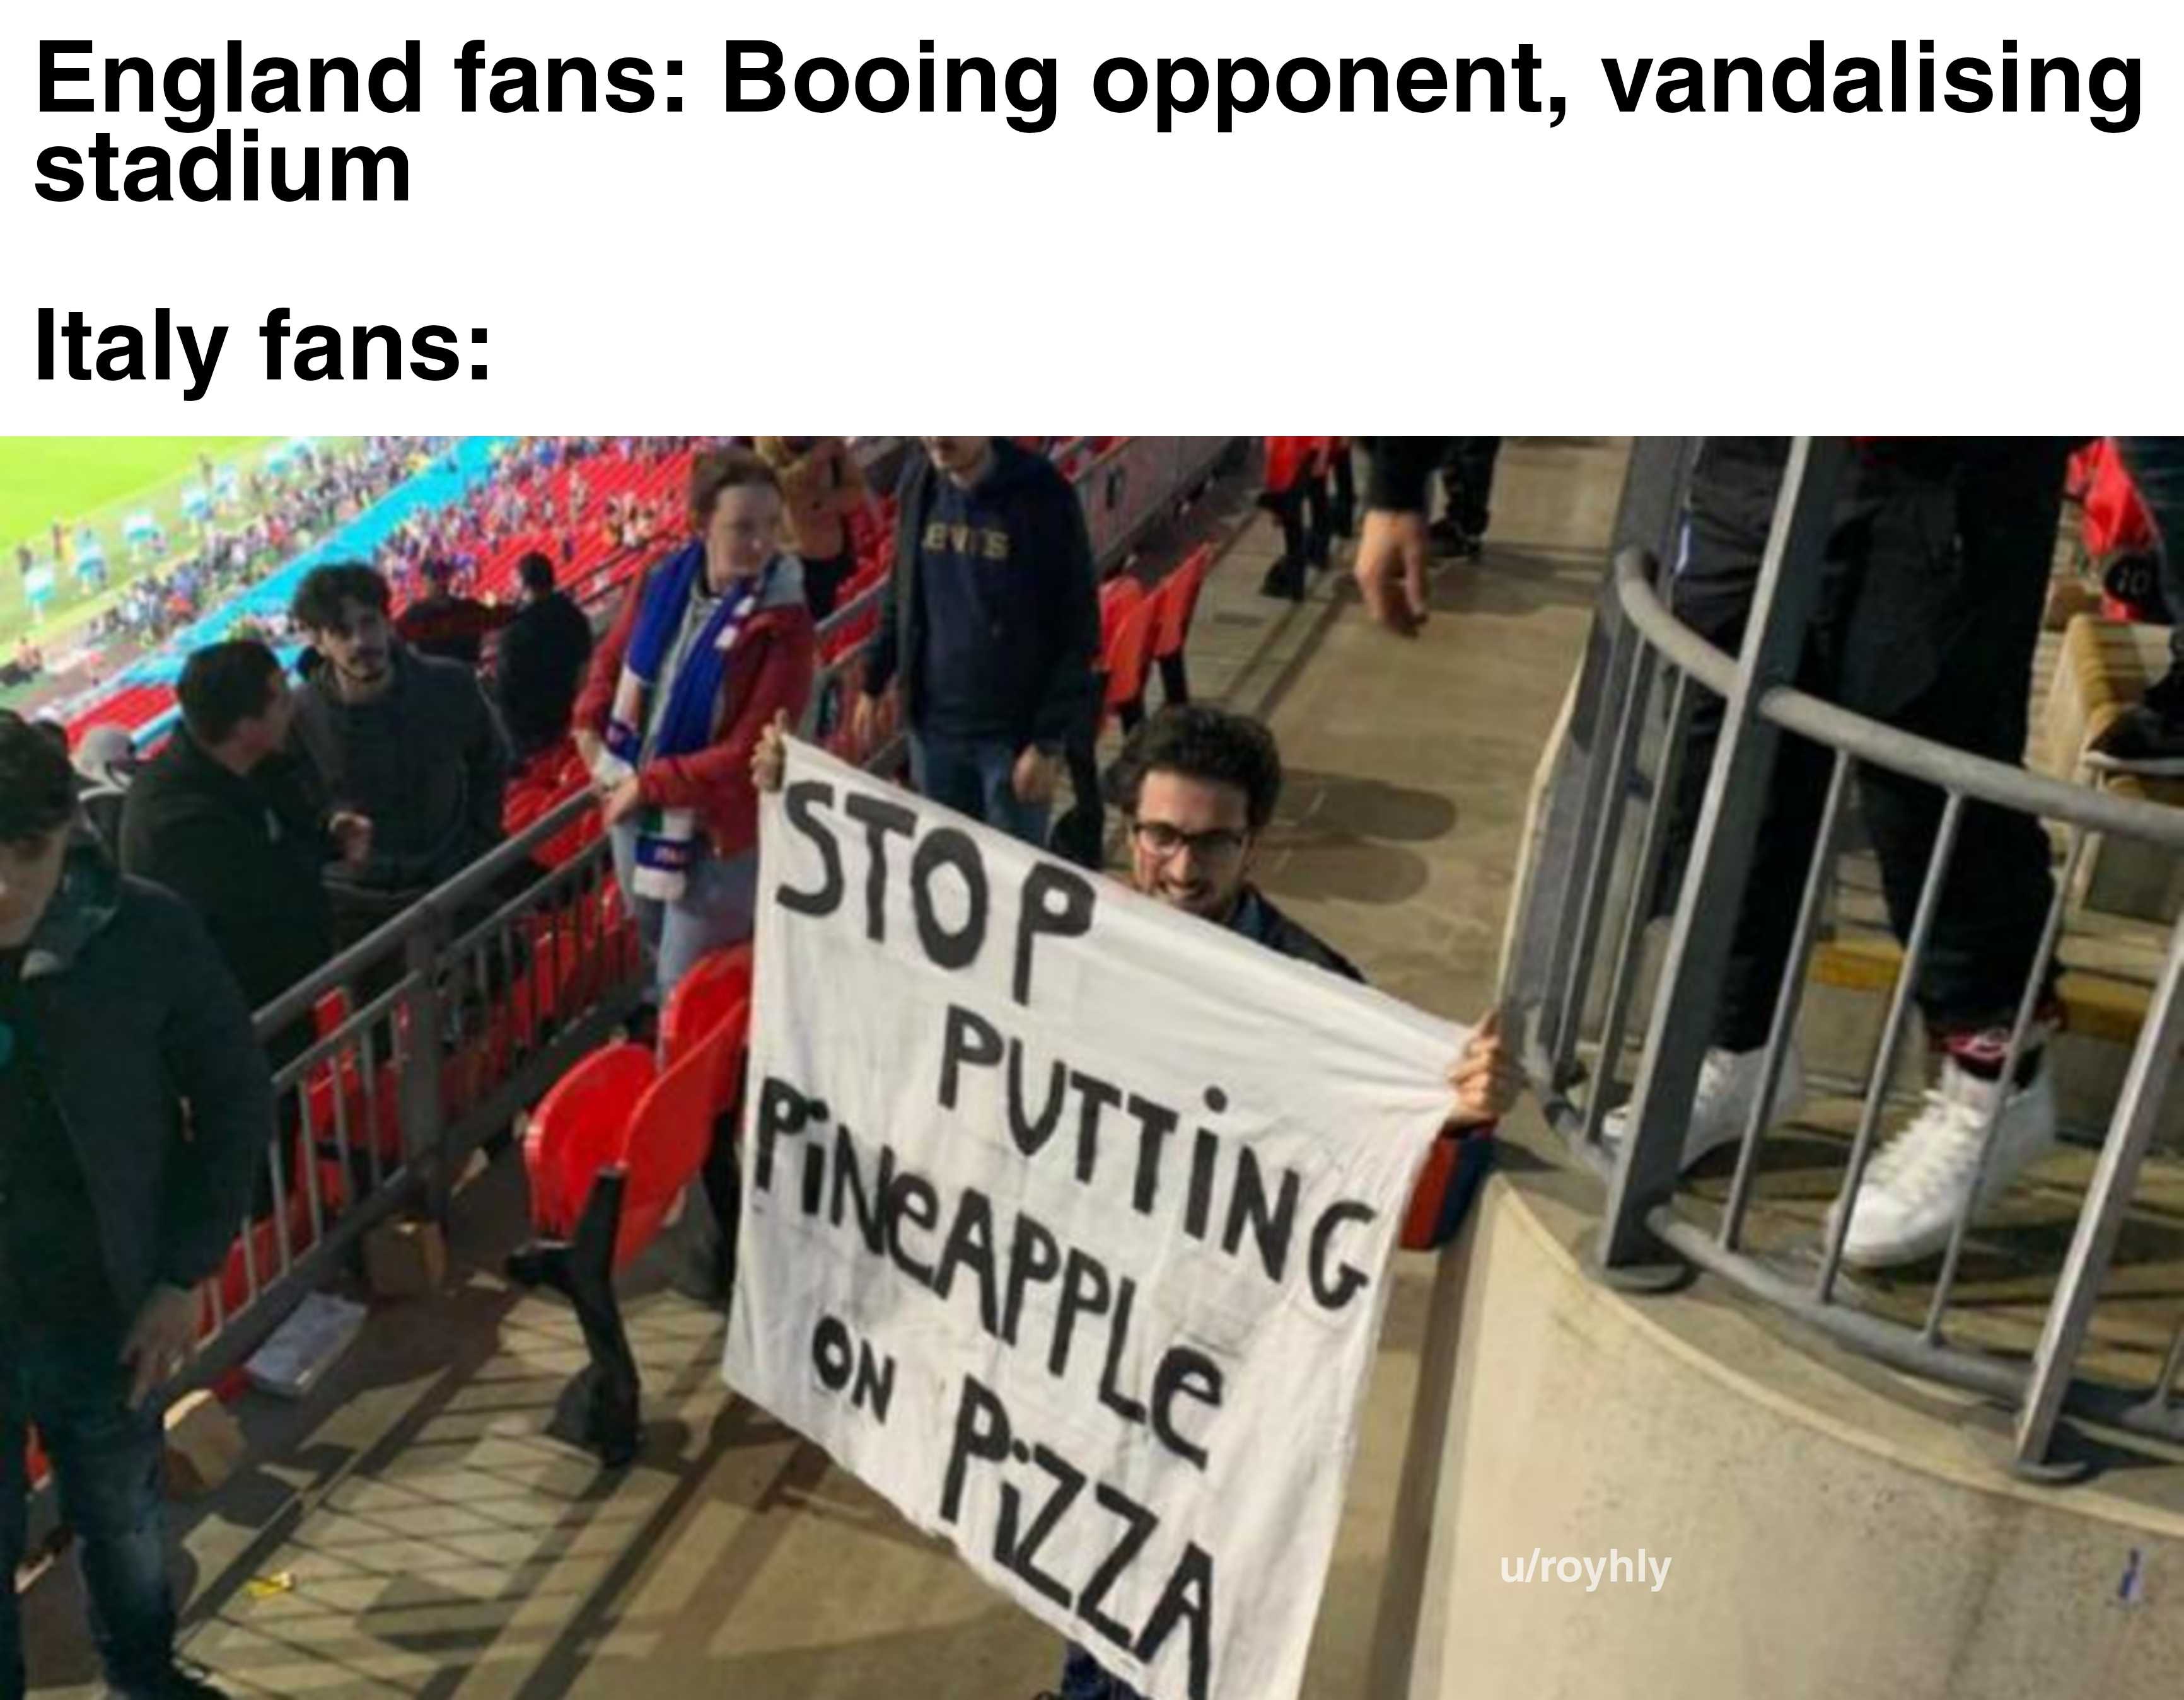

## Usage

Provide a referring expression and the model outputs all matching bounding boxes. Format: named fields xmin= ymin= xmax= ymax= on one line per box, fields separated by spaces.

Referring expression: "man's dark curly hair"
xmin=0 ymin=710 xmax=78 ymax=845
xmin=289 ymin=562 xmax=391 ymax=634
xmin=1107 ymin=705 xmax=1284 ymax=833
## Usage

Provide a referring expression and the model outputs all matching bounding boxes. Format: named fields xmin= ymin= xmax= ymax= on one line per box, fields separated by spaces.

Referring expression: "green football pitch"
xmin=0 ymin=436 xmax=272 ymax=648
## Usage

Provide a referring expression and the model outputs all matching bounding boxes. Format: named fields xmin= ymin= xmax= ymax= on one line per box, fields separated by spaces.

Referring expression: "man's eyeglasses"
xmin=1130 ymin=819 xmax=1248 ymax=862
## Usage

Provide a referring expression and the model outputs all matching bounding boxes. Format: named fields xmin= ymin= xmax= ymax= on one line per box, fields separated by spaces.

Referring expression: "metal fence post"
xmin=400 ymin=907 xmax=453 ymax=1222
xmin=1504 ymin=440 xmax=1699 ymax=1085
xmin=2014 ymin=907 xmax=2184 ymax=1472
xmin=1598 ymin=437 xmax=1847 ymax=1273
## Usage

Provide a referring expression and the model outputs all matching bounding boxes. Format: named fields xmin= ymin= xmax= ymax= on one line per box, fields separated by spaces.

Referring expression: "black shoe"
xmin=1427 ymin=518 xmax=1482 ymax=559
xmin=2089 ymin=670 xmax=2184 ymax=774
xmin=1259 ymin=559 xmax=1306 ymax=601
xmin=110 ymin=1658 xmax=228 ymax=1700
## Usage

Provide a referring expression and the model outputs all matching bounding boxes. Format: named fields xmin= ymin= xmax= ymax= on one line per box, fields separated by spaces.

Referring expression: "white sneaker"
xmin=1831 ymin=1058 xmax=2059 ymax=1269
xmin=1602 ymin=1044 xmax=1807 ymax=1171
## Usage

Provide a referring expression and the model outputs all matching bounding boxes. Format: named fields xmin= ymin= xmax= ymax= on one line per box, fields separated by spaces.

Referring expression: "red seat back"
xmin=1103 ymin=593 xmax=1161 ymax=717
xmin=522 ymin=1043 xmax=656 ymax=1236
xmin=2079 ymin=437 xmax=2157 ymax=561
xmin=1100 ymin=577 xmax=1147 ymax=653
xmin=1153 ymin=545 xmax=1214 ymax=661
xmin=661 ymin=944 xmax=755 ymax=1105
xmin=615 ymin=1039 xmax=725 ymax=1270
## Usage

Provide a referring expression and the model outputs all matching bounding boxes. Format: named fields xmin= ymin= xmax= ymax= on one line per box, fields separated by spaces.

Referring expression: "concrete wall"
xmin=1373 ymin=1172 xmax=2184 ymax=1700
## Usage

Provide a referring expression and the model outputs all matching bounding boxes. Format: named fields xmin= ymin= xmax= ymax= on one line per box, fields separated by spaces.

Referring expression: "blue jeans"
xmin=1059 ymin=1643 xmax=1144 ymax=1700
xmin=909 ymin=731 xmax=1050 ymax=848
xmin=608 ymin=823 xmax=758 ymax=1007
xmin=2116 ymin=439 xmax=2184 ymax=669
xmin=1 ymin=1322 xmax=177 ymax=1696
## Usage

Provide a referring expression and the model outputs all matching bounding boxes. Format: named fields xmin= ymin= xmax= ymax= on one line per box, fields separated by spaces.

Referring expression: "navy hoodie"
xmin=862 ymin=441 xmax=1100 ymax=747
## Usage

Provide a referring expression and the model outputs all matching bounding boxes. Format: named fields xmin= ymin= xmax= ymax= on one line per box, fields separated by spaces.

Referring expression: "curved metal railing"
xmin=1513 ymin=436 xmax=2184 ymax=1475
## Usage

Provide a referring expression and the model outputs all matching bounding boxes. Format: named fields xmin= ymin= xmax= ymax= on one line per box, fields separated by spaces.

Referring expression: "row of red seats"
xmin=525 ymin=944 xmax=753 ymax=1271
xmin=64 ymin=679 xmax=177 ymax=746
xmin=18 ymin=873 xmax=647 ymax=1493
xmin=453 ymin=449 xmax=695 ymax=608
xmin=1099 ymin=543 xmax=1214 ymax=735
xmin=59 ymin=448 xmax=698 ymax=752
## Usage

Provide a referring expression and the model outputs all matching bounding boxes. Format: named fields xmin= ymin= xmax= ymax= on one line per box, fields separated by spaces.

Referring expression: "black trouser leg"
xmin=1439 ymin=437 xmax=1503 ymax=540
xmin=700 ymin=1110 xmax=742 ymax=1296
xmin=1860 ymin=443 xmax=2063 ymax=1032
xmin=1659 ymin=489 xmax=1852 ymax=1051
xmin=1262 ymin=486 xmax=1309 ymax=598
xmin=1328 ymin=447 xmax=1356 ymax=537
xmin=1659 ymin=554 xmax=1844 ymax=1052
xmin=1301 ymin=472 xmax=1331 ymax=569
xmin=1158 ymin=650 xmax=1189 ymax=708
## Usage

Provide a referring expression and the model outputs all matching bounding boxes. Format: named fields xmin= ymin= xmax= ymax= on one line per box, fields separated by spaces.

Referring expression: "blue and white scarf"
xmin=591 ymin=543 xmax=775 ymax=900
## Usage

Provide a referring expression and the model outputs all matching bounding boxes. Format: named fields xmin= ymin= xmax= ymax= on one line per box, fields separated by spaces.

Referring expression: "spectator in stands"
xmin=497 ymin=552 xmax=595 ymax=760
xmin=394 ymin=557 xmax=515 ymax=668
xmin=755 ymin=437 xmax=869 ymax=620
xmin=751 ymin=703 xmax=1519 ymax=1700
xmin=574 ymin=448 xmax=816 ymax=1009
xmin=856 ymin=437 xmax=1100 ymax=847
xmin=71 ymin=723 xmax=139 ymax=858
xmin=0 ymin=710 xmax=270 ymax=1700
xmin=120 ymin=640 xmax=370 ymax=1065
xmin=288 ymin=564 xmax=510 ymax=934
xmin=2091 ymin=439 xmax=2184 ymax=772
xmin=1607 ymin=438 xmax=2076 ymax=1268
xmin=1258 ymin=437 xmax=1334 ymax=600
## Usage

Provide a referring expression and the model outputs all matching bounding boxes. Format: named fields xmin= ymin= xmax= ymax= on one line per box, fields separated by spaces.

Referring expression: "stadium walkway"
xmin=22 ymin=439 xmax=1629 ymax=1699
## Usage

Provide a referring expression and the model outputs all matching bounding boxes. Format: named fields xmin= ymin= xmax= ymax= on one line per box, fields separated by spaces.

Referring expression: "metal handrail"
xmin=254 ymin=785 xmax=595 ymax=1038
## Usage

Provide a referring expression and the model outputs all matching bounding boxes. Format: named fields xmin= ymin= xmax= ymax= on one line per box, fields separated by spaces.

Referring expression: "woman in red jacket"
xmin=574 ymin=447 xmax=816 ymax=1006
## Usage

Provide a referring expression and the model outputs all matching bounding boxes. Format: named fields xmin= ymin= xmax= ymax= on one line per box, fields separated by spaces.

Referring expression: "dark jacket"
xmin=290 ymin=643 xmax=509 ymax=899
xmin=497 ymin=590 xmax=595 ymax=749
xmin=1228 ymin=886 xmax=1366 ymax=983
xmin=1359 ymin=439 xmax=1455 ymax=512
xmin=1683 ymin=437 xmax=2086 ymax=722
xmin=861 ymin=440 xmax=1100 ymax=749
xmin=14 ymin=845 xmax=273 ymax=1315
xmin=119 ymin=731 xmax=336 ymax=1031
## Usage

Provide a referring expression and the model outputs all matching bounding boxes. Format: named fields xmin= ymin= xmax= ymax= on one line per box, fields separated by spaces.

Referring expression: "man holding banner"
xmin=743 ymin=705 xmax=1516 ymax=1700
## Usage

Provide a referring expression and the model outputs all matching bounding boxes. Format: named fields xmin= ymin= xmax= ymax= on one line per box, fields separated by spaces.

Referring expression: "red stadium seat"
xmin=611 ymin=1038 xmax=725 ymax=1271
xmin=522 ymin=1043 xmax=656 ymax=1238
xmin=1153 ymin=545 xmax=1214 ymax=668
xmin=660 ymin=944 xmax=754 ymax=1107
xmin=1101 ymin=592 xmax=1161 ymax=732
